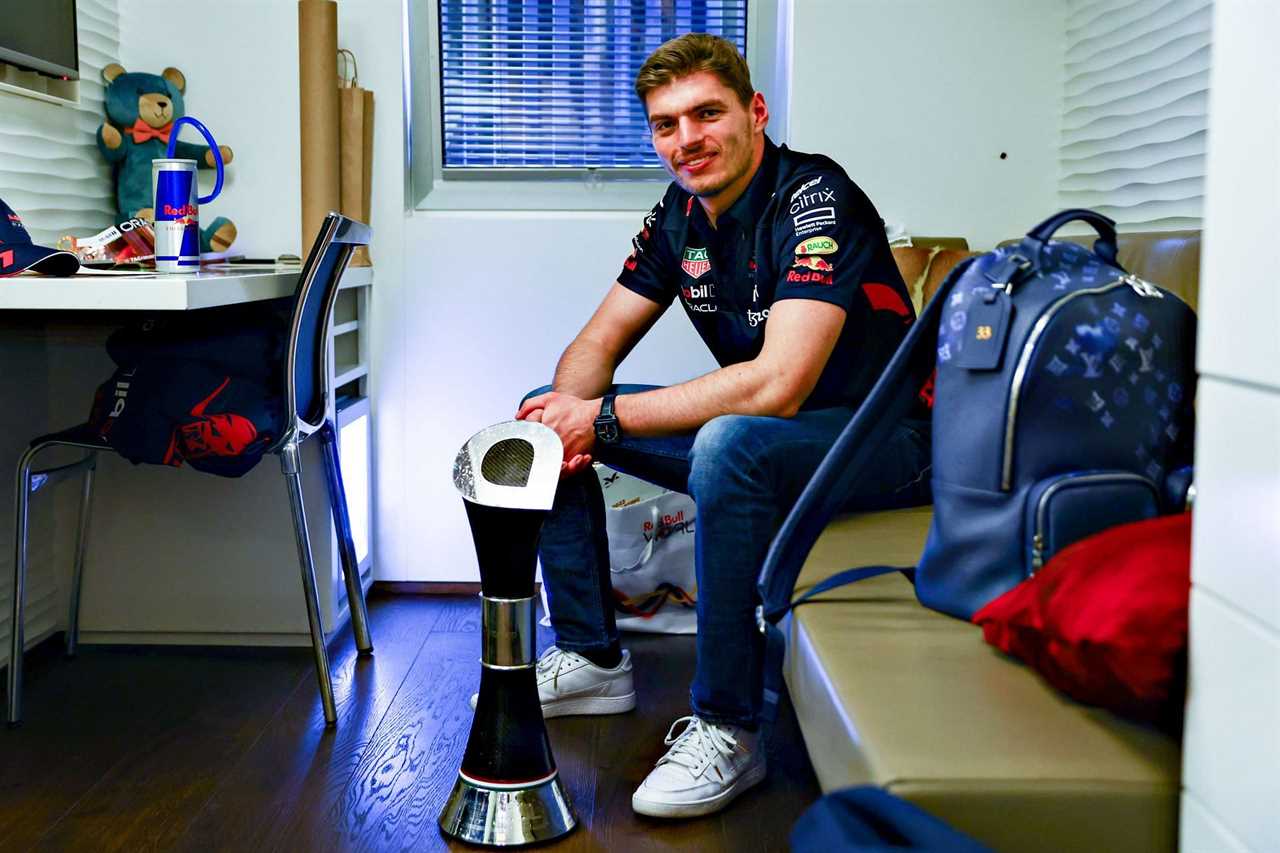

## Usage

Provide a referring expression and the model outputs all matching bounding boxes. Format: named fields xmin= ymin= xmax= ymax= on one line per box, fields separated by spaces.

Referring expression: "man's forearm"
xmin=613 ymin=361 xmax=792 ymax=437
xmin=551 ymin=337 xmax=617 ymax=399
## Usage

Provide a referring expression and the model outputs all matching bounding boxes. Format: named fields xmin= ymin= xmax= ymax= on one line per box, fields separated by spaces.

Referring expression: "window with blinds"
xmin=438 ymin=0 xmax=748 ymax=171
xmin=1059 ymin=0 xmax=1213 ymax=230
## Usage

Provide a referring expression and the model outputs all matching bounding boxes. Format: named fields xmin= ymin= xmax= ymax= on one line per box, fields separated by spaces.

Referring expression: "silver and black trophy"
xmin=439 ymin=421 xmax=577 ymax=846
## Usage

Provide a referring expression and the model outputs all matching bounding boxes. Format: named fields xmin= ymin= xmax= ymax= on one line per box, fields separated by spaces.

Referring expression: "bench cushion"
xmin=785 ymin=507 xmax=1180 ymax=853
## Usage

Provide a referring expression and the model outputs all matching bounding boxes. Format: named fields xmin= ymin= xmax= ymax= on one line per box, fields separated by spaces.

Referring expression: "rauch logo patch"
xmin=796 ymin=236 xmax=837 ymax=256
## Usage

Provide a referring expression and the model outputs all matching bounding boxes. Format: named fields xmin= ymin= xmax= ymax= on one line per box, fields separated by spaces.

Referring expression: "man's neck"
xmin=698 ymin=135 xmax=766 ymax=229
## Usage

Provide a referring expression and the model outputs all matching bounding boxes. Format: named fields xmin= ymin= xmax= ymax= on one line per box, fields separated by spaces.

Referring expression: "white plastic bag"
xmin=538 ymin=464 xmax=698 ymax=634
xmin=596 ymin=465 xmax=698 ymax=634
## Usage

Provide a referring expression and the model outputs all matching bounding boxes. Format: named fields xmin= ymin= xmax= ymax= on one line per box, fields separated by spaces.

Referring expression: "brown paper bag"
xmin=338 ymin=49 xmax=374 ymax=266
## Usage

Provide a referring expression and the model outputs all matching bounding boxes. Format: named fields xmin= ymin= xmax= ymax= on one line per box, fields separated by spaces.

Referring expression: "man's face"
xmin=645 ymin=71 xmax=767 ymax=203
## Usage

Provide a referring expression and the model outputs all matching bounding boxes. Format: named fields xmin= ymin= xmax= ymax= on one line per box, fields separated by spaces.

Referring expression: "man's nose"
xmin=675 ymin=117 xmax=704 ymax=149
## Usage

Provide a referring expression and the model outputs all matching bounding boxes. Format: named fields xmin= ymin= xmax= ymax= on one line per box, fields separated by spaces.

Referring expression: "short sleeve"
xmin=771 ymin=172 xmax=878 ymax=312
xmin=617 ymin=198 xmax=677 ymax=307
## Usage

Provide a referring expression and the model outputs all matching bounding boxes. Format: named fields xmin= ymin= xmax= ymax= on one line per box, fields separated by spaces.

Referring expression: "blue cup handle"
xmin=165 ymin=116 xmax=224 ymax=204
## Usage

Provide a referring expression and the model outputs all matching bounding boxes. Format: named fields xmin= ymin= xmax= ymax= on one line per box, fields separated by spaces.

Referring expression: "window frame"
xmin=403 ymin=0 xmax=788 ymax=211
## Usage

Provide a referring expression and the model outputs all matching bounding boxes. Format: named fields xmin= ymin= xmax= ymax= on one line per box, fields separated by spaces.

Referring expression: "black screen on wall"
xmin=0 ymin=0 xmax=79 ymax=80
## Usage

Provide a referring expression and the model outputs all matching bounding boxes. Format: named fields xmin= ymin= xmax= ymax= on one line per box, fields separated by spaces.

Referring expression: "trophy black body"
xmin=439 ymin=424 xmax=576 ymax=846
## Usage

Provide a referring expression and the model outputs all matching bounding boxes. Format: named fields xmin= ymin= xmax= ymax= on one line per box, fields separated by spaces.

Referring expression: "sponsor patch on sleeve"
xmin=793 ymin=206 xmax=837 ymax=236
xmin=788 ymin=174 xmax=839 ymax=236
xmin=795 ymin=236 xmax=837 ymax=255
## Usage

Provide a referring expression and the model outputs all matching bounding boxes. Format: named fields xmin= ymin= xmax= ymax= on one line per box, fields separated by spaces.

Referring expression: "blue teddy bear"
xmin=96 ymin=63 xmax=236 ymax=253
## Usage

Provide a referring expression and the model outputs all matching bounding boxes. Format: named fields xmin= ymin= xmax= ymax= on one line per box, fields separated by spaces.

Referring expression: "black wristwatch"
xmin=593 ymin=393 xmax=621 ymax=445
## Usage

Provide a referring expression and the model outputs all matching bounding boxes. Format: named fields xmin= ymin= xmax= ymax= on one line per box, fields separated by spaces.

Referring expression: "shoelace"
xmin=535 ymin=646 xmax=577 ymax=691
xmin=658 ymin=716 xmax=739 ymax=775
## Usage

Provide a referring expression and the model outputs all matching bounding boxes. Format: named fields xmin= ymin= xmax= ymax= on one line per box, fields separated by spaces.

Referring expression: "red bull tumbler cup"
xmin=150 ymin=116 xmax=225 ymax=274
xmin=152 ymin=159 xmax=201 ymax=272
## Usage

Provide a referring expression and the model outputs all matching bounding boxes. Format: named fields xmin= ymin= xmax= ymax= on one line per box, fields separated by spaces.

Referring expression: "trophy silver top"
xmin=452 ymin=420 xmax=563 ymax=510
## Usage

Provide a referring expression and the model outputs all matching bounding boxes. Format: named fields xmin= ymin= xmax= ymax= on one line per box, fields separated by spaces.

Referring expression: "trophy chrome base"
xmin=438 ymin=770 xmax=576 ymax=846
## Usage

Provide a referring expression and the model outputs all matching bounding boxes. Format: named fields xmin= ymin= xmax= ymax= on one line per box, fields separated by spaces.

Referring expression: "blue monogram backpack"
xmin=756 ymin=210 xmax=1197 ymax=719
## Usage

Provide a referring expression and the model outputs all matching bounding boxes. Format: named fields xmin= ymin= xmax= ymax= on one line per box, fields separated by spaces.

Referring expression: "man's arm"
xmin=518 ymin=297 xmax=845 ymax=475
xmin=614 ymin=297 xmax=845 ymax=433
xmin=518 ymin=282 xmax=666 ymax=474
xmin=550 ymin=282 xmax=666 ymax=399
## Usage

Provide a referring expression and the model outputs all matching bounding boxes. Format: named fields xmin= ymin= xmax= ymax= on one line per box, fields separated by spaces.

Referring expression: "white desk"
xmin=0 ymin=265 xmax=373 ymax=311
xmin=0 ymin=264 xmax=374 ymax=654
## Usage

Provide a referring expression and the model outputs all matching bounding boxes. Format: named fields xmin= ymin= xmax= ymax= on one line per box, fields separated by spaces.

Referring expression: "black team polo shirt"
xmin=617 ymin=137 xmax=916 ymax=413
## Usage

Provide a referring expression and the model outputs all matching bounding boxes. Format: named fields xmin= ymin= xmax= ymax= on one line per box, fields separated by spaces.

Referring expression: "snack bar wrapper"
xmin=60 ymin=218 xmax=156 ymax=266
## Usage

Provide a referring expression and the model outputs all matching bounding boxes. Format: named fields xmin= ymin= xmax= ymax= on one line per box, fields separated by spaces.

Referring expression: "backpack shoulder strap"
xmin=755 ymin=256 xmax=975 ymax=724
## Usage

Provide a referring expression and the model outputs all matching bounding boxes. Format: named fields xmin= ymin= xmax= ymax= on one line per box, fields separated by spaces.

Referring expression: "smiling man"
xmin=515 ymin=34 xmax=931 ymax=818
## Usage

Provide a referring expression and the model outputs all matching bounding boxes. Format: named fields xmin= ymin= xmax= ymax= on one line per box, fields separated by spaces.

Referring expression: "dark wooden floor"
xmin=1 ymin=593 xmax=821 ymax=852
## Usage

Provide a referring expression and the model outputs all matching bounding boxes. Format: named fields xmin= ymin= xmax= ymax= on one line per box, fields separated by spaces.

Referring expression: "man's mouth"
xmin=679 ymin=152 xmax=716 ymax=174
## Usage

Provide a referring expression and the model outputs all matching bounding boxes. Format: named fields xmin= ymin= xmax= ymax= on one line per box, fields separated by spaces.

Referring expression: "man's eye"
xmin=700 ymin=109 xmax=720 ymax=119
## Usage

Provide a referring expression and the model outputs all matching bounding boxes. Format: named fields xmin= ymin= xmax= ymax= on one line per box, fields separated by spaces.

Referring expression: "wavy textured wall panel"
xmin=0 ymin=0 xmax=121 ymax=248
xmin=1060 ymin=0 xmax=1213 ymax=230
xmin=0 ymin=0 xmax=118 ymax=665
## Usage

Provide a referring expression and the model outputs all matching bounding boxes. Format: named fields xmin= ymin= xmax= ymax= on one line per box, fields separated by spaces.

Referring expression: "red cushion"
xmin=973 ymin=513 xmax=1191 ymax=721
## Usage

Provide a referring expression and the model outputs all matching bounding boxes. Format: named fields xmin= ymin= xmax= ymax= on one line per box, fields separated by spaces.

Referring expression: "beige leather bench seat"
xmin=782 ymin=232 xmax=1196 ymax=851
xmin=785 ymin=507 xmax=1180 ymax=853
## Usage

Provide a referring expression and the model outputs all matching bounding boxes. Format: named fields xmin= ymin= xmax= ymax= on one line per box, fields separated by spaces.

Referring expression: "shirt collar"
xmin=681 ymin=135 xmax=780 ymax=237
xmin=719 ymin=135 xmax=780 ymax=232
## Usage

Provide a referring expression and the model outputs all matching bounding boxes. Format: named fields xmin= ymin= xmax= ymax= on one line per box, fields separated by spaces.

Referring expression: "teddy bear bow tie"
xmin=128 ymin=118 xmax=173 ymax=144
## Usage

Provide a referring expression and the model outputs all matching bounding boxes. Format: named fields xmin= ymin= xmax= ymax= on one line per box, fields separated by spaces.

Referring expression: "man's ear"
xmin=162 ymin=67 xmax=186 ymax=94
xmin=102 ymin=63 xmax=125 ymax=83
xmin=751 ymin=91 xmax=769 ymax=133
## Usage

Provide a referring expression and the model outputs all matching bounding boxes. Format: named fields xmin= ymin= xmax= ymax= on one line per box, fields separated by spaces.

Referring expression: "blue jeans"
xmin=528 ymin=384 xmax=932 ymax=729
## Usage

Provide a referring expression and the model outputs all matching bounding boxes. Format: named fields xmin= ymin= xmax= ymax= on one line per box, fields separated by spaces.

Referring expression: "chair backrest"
xmin=284 ymin=212 xmax=371 ymax=434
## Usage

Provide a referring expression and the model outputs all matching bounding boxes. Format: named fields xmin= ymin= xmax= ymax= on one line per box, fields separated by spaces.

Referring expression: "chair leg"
xmin=319 ymin=422 xmax=373 ymax=655
xmin=280 ymin=442 xmax=338 ymax=726
xmin=64 ymin=455 xmax=97 ymax=658
xmin=8 ymin=445 xmax=42 ymax=727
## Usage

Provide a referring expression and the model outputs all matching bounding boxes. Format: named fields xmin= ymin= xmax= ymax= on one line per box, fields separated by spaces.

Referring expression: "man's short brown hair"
xmin=634 ymin=33 xmax=754 ymax=113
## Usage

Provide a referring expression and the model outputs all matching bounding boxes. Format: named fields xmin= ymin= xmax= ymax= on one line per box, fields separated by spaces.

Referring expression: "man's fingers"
xmin=525 ymin=409 xmax=544 ymax=423
xmin=516 ymin=393 xmax=551 ymax=420
xmin=561 ymin=453 xmax=593 ymax=477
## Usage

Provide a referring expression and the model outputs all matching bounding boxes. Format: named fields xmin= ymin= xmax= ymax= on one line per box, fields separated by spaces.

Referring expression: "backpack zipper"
xmin=1030 ymin=471 xmax=1155 ymax=570
xmin=1000 ymin=275 xmax=1163 ymax=491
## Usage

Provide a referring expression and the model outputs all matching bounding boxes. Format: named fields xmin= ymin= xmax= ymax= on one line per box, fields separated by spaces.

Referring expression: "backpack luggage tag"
xmin=955 ymin=287 xmax=1013 ymax=370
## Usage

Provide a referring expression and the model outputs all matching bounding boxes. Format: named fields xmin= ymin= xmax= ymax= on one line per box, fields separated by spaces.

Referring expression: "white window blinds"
xmin=438 ymin=0 xmax=748 ymax=170
xmin=1059 ymin=0 xmax=1213 ymax=230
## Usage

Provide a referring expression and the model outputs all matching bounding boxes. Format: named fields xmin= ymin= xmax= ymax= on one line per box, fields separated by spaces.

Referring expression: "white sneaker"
xmin=631 ymin=716 xmax=767 ymax=818
xmin=468 ymin=646 xmax=636 ymax=718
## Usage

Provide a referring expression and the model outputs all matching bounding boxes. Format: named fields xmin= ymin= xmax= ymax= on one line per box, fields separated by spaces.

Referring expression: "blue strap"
xmin=759 ymin=565 xmax=910 ymax=726
xmin=793 ymin=565 xmax=906 ymax=607
xmin=755 ymin=258 xmax=976 ymax=727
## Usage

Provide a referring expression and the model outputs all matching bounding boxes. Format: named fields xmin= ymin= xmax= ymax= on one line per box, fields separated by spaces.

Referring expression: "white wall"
xmin=1179 ymin=3 xmax=1280 ymax=851
xmin=788 ymin=0 xmax=1064 ymax=249
xmin=119 ymin=0 xmax=303 ymax=260
xmin=104 ymin=1 xmax=1066 ymax=587
xmin=383 ymin=0 xmax=1064 ymax=581
xmin=386 ymin=211 xmax=717 ymax=581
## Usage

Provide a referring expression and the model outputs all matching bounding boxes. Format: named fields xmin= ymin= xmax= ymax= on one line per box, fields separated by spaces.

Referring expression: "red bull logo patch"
xmin=793 ymin=256 xmax=833 ymax=272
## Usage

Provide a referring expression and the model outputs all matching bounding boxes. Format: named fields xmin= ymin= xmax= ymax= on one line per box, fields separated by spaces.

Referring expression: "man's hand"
xmin=517 ymin=391 xmax=601 ymax=478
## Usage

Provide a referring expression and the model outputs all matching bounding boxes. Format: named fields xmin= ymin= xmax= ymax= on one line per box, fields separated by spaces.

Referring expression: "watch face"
xmin=594 ymin=418 xmax=620 ymax=444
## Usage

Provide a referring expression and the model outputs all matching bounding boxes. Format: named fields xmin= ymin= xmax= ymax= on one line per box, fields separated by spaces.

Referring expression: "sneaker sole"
xmin=468 ymin=691 xmax=636 ymax=718
xmin=631 ymin=761 xmax=767 ymax=819
xmin=543 ymin=691 xmax=636 ymax=719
